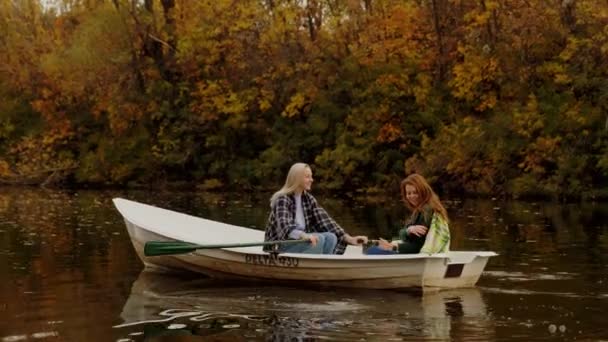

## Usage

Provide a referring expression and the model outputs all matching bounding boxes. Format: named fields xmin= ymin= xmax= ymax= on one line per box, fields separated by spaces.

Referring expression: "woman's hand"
xmin=303 ymin=234 xmax=318 ymax=246
xmin=378 ymin=238 xmax=397 ymax=251
xmin=345 ymin=234 xmax=368 ymax=245
xmin=407 ymin=225 xmax=428 ymax=237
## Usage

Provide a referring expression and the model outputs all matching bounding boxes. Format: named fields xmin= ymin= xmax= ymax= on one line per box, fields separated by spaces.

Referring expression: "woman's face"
xmin=300 ymin=168 xmax=314 ymax=191
xmin=405 ymin=184 xmax=419 ymax=206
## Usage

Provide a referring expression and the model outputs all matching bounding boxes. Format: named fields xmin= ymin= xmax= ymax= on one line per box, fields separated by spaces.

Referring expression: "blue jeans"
xmin=279 ymin=232 xmax=338 ymax=254
xmin=365 ymin=246 xmax=397 ymax=255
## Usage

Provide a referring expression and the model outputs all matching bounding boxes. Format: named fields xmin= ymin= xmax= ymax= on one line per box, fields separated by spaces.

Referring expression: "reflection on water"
xmin=0 ymin=188 xmax=607 ymax=341
xmin=114 ymin=271 xmax=494 ymax=341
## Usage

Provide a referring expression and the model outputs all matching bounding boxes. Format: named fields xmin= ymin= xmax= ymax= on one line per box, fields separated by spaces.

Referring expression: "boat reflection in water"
xmin=114 ymin=270 xmax=496 ymax=341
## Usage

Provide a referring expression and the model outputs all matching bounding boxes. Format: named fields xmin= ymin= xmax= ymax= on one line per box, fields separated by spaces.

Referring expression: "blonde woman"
xmin=264 ymin=163 xmax=368 ymax=254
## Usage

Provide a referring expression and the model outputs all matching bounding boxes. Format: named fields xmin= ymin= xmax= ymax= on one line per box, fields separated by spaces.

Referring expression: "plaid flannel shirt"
xmin=264 ymin=192 xmax=348 ymax=254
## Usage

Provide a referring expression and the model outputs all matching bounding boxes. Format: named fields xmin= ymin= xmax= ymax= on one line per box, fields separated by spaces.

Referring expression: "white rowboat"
xmin=113 ymin=198 xmax=497 ymax=290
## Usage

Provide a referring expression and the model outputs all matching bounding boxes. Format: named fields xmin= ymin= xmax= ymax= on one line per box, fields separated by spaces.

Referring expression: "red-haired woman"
xmin=366 ymin=174 xmax=451 ymax=254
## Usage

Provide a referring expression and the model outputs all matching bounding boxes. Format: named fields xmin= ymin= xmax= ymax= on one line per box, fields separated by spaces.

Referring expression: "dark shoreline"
xmin=2 ymin=181 xmax=606 ymax=203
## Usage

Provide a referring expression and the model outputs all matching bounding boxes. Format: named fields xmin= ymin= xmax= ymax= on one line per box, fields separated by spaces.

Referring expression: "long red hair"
xmin=400 ymin=174 xmax=448 ymax=222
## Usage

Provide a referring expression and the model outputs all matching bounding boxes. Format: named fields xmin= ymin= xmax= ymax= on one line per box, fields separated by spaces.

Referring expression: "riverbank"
xmin=2 ymin=179 xmax=608 ymax=203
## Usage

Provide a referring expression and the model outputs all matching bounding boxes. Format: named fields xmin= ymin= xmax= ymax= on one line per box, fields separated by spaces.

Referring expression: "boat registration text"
xmin=245 ymin=254 xmax=299 ymax=267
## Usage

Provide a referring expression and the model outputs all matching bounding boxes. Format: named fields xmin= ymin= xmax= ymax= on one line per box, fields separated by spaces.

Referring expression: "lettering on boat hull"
xmin=245 ymin=254 xmax=300 ymax=267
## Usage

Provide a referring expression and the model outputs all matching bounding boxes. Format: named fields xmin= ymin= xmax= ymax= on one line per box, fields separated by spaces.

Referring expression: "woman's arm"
xmin=406 ymin=225 xmax=428 ymax=237
xmin=307 ymin=194 xmax=367 ymax=245
xmin=399 ymin=224 xmax=428 ymax=241
xmin=402 ymin=208 xmax=433 ymax=238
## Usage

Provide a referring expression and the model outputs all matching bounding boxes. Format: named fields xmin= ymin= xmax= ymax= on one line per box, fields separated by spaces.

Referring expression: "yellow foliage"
xmin=191 ymin=81 xmax=248 ymax=121
xmin=258 ymin=89 xmax=274 ymax=112
xmin=413 ymin=73 xmax=432 ymax=106
xmin=450 ymin=45 xmax=499 ymax=110
xmin=562 ymin=103 xmax=588 ymax=127
xmin=537 ymin=62 xmax=571 ymax=85
xmin=0 ymin=160 xmax=10 ymax=177
xmin=476 ymin=93 xmax=497 ymax=111
xmin=282 ymin=93 xmax=306 ymax=118
xmin=519 ymin=136 xmax=562 ymax=175
xmin=512 ymin=95 xmax=543 ymax=139
xmin=282 ymin=92 xmax=312 ymax=118
xmin=354 ymin=3 xmax=422 ymax=66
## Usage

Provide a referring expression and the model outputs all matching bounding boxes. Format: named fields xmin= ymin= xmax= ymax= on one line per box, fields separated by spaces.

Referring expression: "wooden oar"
xmin=144 ymin=239 xmax=310 ymax=257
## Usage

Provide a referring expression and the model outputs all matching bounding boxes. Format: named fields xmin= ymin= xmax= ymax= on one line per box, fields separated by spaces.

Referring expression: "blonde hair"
xmin=270 ymin=163 xmax=310 ymax=206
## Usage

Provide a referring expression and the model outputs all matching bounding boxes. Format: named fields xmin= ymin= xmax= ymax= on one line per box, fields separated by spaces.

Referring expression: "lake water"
xmin=0 ymin=188 xmax=606 ymax=341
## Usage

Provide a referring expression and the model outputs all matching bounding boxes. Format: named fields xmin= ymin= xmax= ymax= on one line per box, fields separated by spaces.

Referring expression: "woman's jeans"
xmin=364 ymin=246 xmax=397 ymax=255
xmin=279 ymin=232 xmax=338 ymax=254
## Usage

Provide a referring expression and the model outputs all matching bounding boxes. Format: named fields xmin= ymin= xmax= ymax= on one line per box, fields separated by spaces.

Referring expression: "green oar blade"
xmin=144 ymin=241 xmax=201 ymax=256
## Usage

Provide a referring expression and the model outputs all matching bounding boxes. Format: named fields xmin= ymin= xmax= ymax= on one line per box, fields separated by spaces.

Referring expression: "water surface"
xmin=0 ymin=188 xmax=606 ymax=341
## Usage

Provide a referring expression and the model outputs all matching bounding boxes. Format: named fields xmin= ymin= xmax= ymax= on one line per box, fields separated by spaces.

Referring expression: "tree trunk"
xmin=560 ymin=0 xmax=577 ymax=34
xmin=430 ymin=0 xmax=446 ymax=82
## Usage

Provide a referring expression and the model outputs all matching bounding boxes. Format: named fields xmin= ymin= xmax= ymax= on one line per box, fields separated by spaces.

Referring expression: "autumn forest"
xmin=0 ymin=0 xmax=607 ymax=199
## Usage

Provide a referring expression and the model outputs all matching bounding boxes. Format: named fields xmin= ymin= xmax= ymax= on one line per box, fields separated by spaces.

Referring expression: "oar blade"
xmin=144 ymin=241 xmax=200 ymax=257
